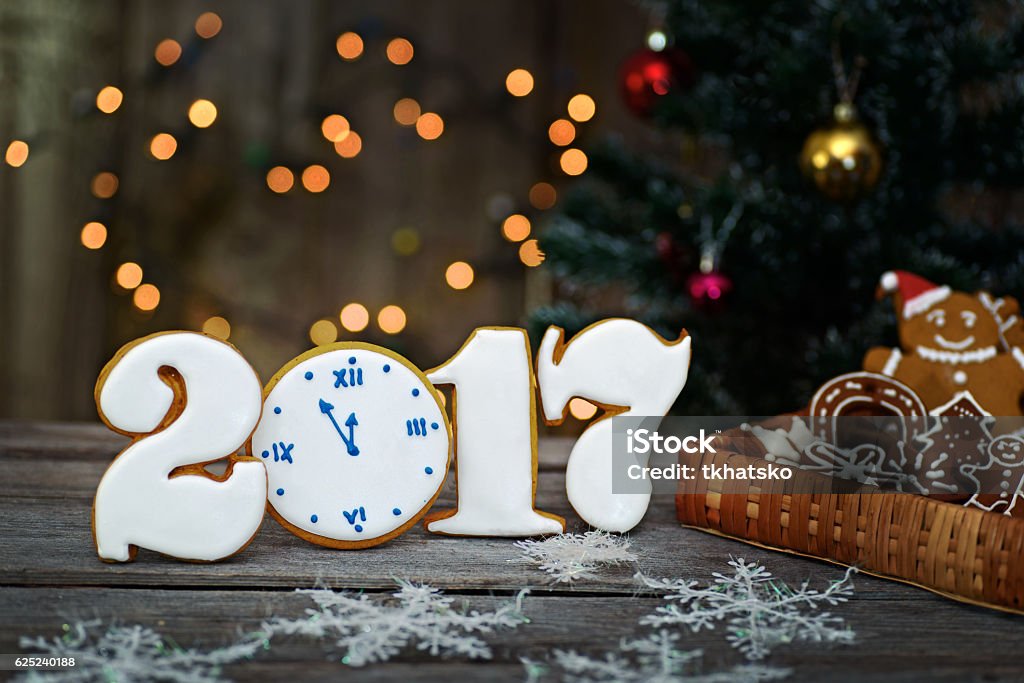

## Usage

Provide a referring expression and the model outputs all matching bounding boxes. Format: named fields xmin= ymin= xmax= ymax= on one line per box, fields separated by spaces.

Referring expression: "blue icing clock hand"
xmin=318 ymin=398 xmax=360 ymax=456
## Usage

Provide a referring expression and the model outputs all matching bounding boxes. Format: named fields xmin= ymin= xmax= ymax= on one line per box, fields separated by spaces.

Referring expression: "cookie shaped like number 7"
xmin=538 ymin=319 xmax=691 ymax=532
xmin=93 ymin=332 xmax=267 ymax=562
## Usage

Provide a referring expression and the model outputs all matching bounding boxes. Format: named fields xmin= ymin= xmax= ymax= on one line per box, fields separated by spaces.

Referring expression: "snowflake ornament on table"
xmin=637 ymin=558 xmax=856 ymax=661
xmin=16 ymin=620 xmax=265 ymax=683
xmin=514 ymin=531 xmax=639 ymax=584
xmin=521 ymin=630 xmax=790 ymax=683
xmin=261 ymin=580 xmax=529 ymax=666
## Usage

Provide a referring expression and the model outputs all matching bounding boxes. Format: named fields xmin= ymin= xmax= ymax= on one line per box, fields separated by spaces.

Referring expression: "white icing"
xmin=94 ymin=332 xmax=267 ymax=562
xmin=881 ymin=349 xmax=902 ymax=376
xmin=537 ymin=319 xmax=691 ymax=533
xmin=933 ymin=334 xmax=975 ymax=351
xmin=426 ymin=328 xmax=563 ymax=537
xmin=953 ymin=370 xmax=967 ymax=385
xmin=903 ymin=286 xmax=951 ymax=319
xmin=253 ymin=345 xmax=450 ymax=545
xmin=1013 ymin=347 xmax=1024 ymax=372
xmin=880 ymin=271 xmax=899 ymax=292
xmin=929 ymin=390 xmax=992 ymax=417
xmin=915 ymin=345 xmax=996 ymax=365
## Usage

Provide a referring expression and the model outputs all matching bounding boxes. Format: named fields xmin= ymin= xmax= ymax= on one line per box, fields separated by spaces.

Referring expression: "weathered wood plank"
xmin=3 ymin=587 xmax=1021 ymax=682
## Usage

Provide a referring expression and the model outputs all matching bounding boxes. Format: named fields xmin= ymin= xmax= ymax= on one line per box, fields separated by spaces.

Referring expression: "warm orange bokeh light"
xmin=339 ymin=303 xmax=370 ymax=332
xmin=266 ymin=166 xmax=294 ymax=193
xmin=133 ymin=284 xmax=161 ymax=311
xmin=377 ymin=305 xmax=407 ymax=334
xmin=445 ymin=261 xmax=474 ymax=290
xmin=335 ymin=131 xmax=362 ymax=158
xmin=386 ymin=38 xmax=414 ymax=65
xmin=336 ymin=32 xmax=364 ymax=60
xmin=149 ymin=133 xmax=177 ymax=160
xmin=96 ymin=86 xmax=123 ymax=114
xmin=567 ymin=94 xmax=596 ymax=122
xmin=559 ymin=148 xmax=588 ymax=176
xmin=195 ymin=12 xmax=223 ymax=39
xmin=519 ymin=239 xmax=545 ymax=267
xmin=502 ymin=214 xmax=531 ymax=242
xmin=4 ymin=140 xmax=28 ymax=168
xmin=548 ymin=119 xmax=576 ymax=146
xmin=154 ymin=39 xmax=182 ymax=66
xmin=321 ymin=114 xmax=350 ymax=142
xmin=393 ymin=98 xmax=421 ymax=126
xmin=529 ymin=182 xmax=557 ymax=210
xmin=301 ymin=165 xmax=330 ymax=193
xmin=309 ymin=319 xmax=338 ymax=346
xmin=202 ymin=316 xmax=231 ymax=340
xmin=569 ymin=397 xmax=598 ymax=420
xmin=80 ymin=222 xmax=108 ymax=250
xmin=505 ymin=68 xmax=534 ymax=97
xmin=116 ymin=262 xmax=144 ymax=290
xmin=91 ymin=172 xmax=119 ymax=198
xmin=416 ymin=113 xmax=444 ymax=140
xmin=188 ymin=99 xmax=218 ymax=128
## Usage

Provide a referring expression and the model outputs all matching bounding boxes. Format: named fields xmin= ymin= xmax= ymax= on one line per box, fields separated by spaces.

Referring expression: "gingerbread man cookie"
xmin=863 ymin=270 xmax=1024 ymax=416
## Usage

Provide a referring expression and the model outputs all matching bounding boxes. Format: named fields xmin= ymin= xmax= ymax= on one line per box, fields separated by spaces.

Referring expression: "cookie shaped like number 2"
xmin=538 ymin=319 xmax=691 ymax=532
xmin=93 ymin=332 xmax=267 ymax=562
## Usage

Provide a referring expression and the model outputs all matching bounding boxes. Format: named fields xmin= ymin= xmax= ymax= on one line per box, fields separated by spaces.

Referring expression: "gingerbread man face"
xmin=899 ymin=292 xmax=1001 ymax=356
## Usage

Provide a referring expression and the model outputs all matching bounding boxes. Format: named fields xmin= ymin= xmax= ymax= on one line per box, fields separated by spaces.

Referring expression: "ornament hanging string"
xmin=697 ymin=201 xmax=744 ymax=273
xmin=830 ymin=15 xmax=867 ymax=113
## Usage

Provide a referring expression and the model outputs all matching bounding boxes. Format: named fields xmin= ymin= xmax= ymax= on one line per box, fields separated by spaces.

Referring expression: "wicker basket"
xmin=675 ymin=443 xmax=1024 ymax=613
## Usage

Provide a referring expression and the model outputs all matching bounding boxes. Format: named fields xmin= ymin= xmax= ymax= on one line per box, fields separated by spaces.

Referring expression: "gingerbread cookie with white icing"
xmin=863 ymin=270 xmax=1024 ymax=416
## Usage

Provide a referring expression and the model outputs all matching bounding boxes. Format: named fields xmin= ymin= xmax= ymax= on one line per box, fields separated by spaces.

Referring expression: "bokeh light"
xmin=133 ymin=284 xmax=160 ymax=311
xmin=96 ymin=86 xmax=123 ymax=114
xmin=335 ymin=131 xmax=362 ymax=158
xmin=339 ymin=303 xmax=370 ymax=332
xmin=502 ymin=214 xmax=531 ymax=242
xmin=91 ymin=172 xmax=119 ymax=198
xmin=266 ymin=166 xmax=294 ymax=193
xmin=505 ymin=68 xmax=534 ymax=97
xmin=445 ymin=261 xmax=474 ymax=290
xmin=202 ymin=316 xmax=231 ymax=340
xmin=80 ymin=222 xmax=107 ymax=250
xmin=149 ymin=133 xmax=177 ymax=160
xmin=416 ymin=113 xmax=444 ymax=140
xmin=567 ymin=94 xmax=596 ymax=122
xmin=321 ymin=114 xmax=350 ymax=142
xmin=647 ymin=30 xmax=667 ymax=51
xmin=336 ymin=32 xmax=364 ymax=60
xmin=529 ymin=182 xmax=557 ymax=210
xmin=116 ymin=262 xmax=143 ymax=290
xmin=154 ymin=39 xmax=182 ymax=66
xmin=309 ymin=319 xmax=338 ymax=346
xmin=301 ymin=165 xmax=330 ymax=193
xmin=391 ymin=227 xmax=420 ymax=255
xmin=377 ymin=305 xmax=407 ymax=334
xmin=188 ymin=99 xmax=218 ymax=128
xmin=559 ymin=148 xmax=588 ymax=175
xmin=569 ymin=397 xmax=598 ymax=420
xmin=386 ymin=38 xmax=414 ymax=65
xmin=519 ymin=239 xmax=545 ymax=267
xmin=195 ymin=12 xmax=223 ymax=39
xmin=4 ymin=141 xmax=28 ymax=167
xmin=548 ymin=119 xmax=575 ymax=146
xmin=393 ymin=98 xmax=421 ymax=126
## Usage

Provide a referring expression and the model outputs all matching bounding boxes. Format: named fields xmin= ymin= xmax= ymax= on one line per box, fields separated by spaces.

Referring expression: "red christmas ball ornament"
xmin=687 ymin=269 xmax=732 ymax=309
xmin=619 ymin=47 xmax=695 ymax=117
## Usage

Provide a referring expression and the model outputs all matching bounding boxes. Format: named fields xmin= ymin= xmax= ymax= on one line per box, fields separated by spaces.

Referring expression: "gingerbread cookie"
xmin=251 ymin=342 xmax=451 ymax=548
xmin=864 ymin=270 xmax=1024 ymax=416
xmin=93 ymin=331 xmax=267 ymax=562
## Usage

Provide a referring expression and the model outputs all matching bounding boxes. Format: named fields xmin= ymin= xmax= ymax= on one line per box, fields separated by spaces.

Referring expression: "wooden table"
xmin=1 ymin=420 xmax=1022 ymax=681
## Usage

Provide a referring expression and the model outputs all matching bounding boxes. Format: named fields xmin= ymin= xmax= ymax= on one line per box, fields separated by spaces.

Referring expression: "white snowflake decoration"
xmin=261 ymin=580 xmax=529 ymax=666
xmin=522 ymin=631 xmax=789 ymax=683
xmin=16 ymin=620 xmax=264 ymax=683
xmin=515 ymin=531 xmax=638 ymax=584
xmin=637 ymin=558 xmax=856 ymax=661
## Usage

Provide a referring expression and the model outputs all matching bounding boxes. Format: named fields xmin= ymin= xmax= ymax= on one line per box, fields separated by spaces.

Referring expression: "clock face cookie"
xmin=251 ymin=342 xmax=451 ymax=548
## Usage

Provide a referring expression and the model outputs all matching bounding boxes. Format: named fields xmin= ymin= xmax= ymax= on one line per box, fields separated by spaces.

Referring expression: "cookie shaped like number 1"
xmin=93 ymin=332 xmax=267 ymax=562
xmin=538 ymin=319 xmax=691 ymax=532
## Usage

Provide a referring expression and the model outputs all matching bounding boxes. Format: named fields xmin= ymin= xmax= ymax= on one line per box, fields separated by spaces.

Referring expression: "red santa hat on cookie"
xmin=878 ymin=270 xmax=951 ymax=319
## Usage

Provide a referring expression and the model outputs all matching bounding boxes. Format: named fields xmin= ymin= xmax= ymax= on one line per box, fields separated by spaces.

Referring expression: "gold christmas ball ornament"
xmin=799 ymin=103 xmax=883 ymax=201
